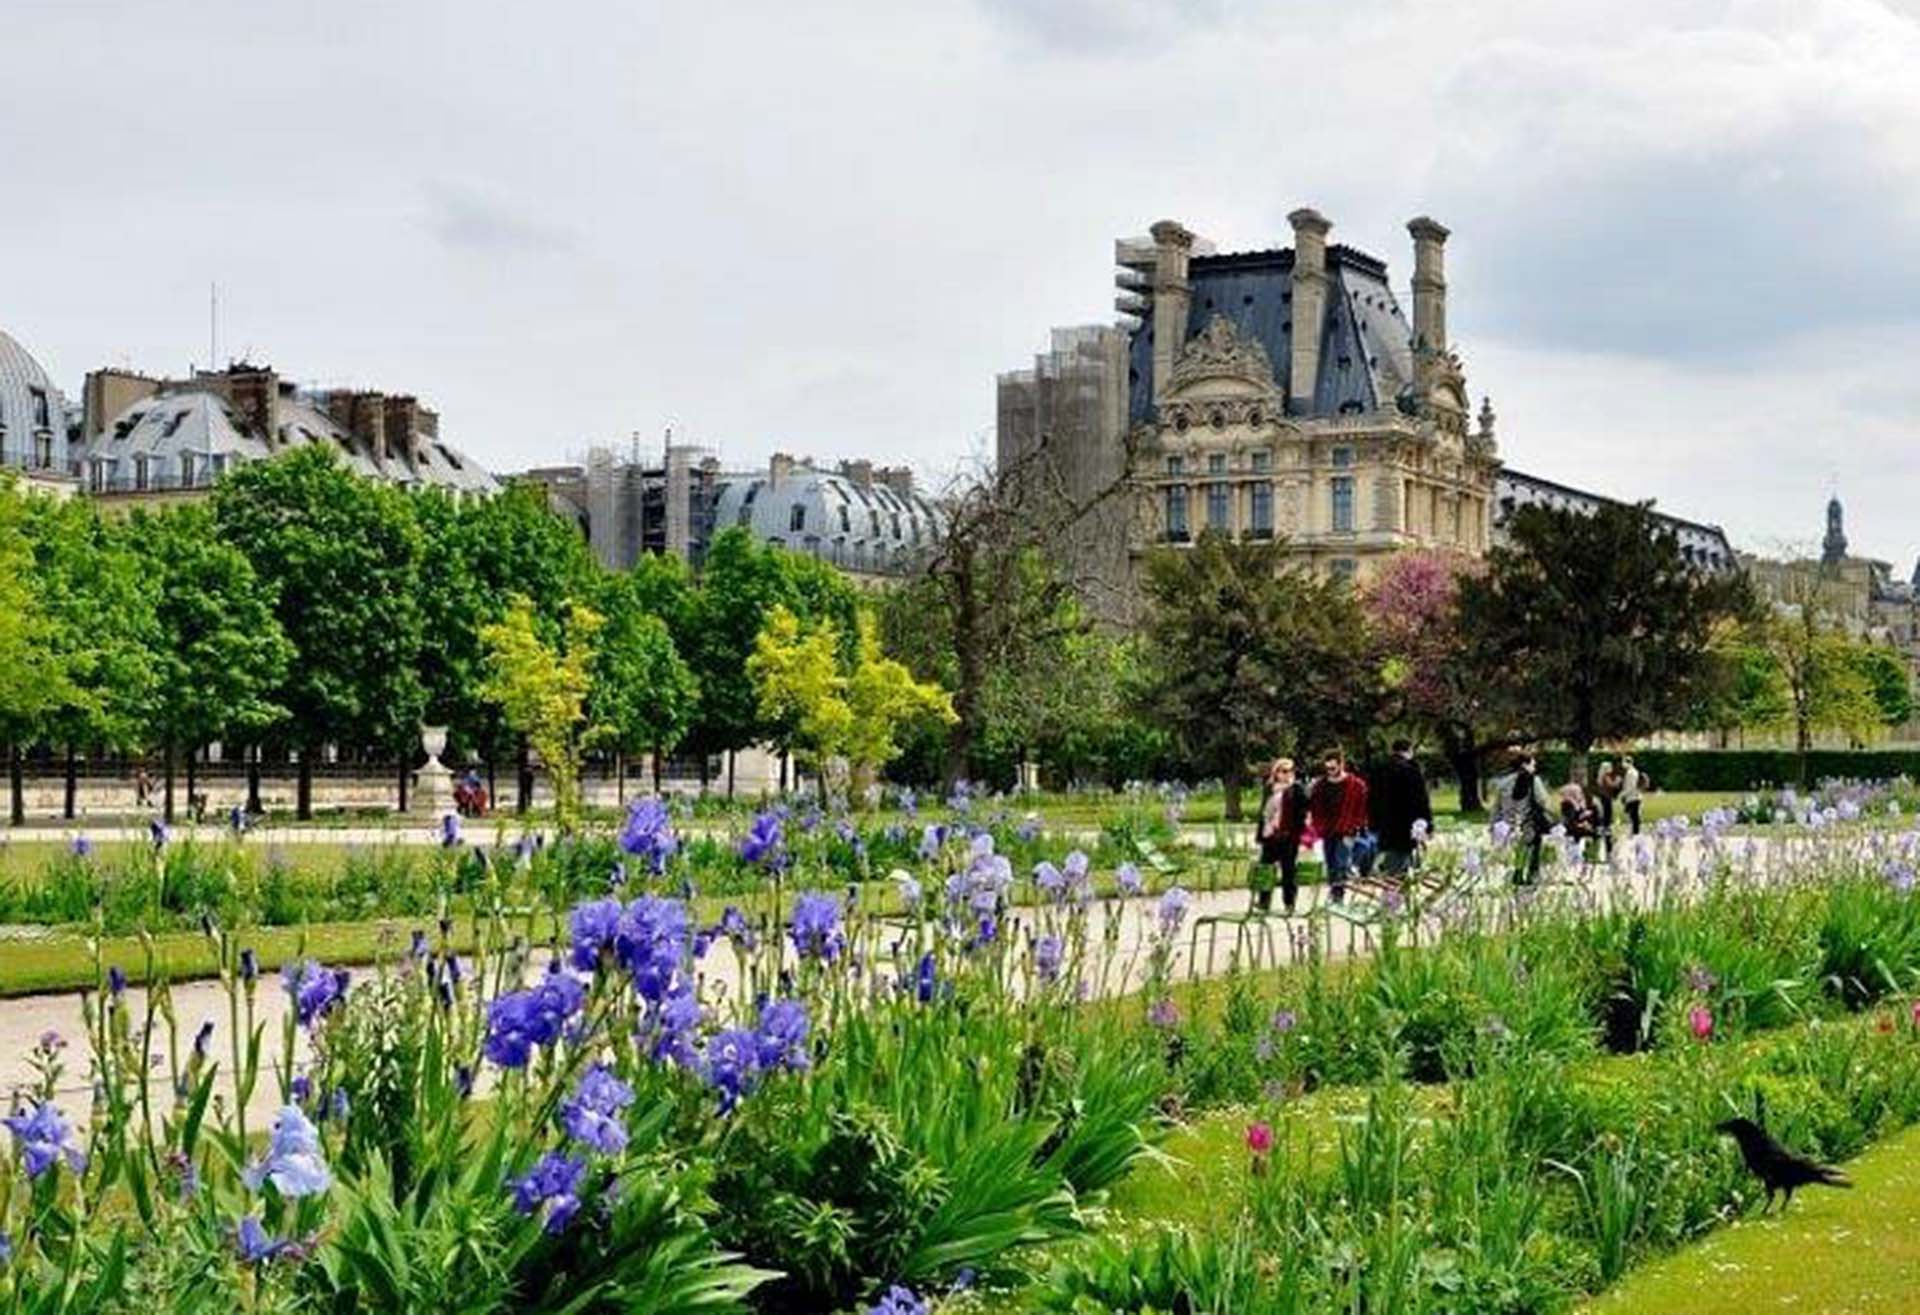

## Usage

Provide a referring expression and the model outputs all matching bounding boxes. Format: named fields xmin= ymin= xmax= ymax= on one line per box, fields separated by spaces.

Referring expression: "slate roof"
xmin=1126 ymin=245 xmax=1418 ymax=425
xmin=708 ymin=465 xmax=943 ymax=575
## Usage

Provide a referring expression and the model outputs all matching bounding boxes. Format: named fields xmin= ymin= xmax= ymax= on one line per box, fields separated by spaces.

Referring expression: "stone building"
xmin=998 ymin=210 xmax=1501 ymax=620
xmin=1746 ymin=496 xmax=1920 ymax=654
xmin=0 ymin=328 xmax=80 ymax=497
xmin=1001 ymin=209 xmax=1739 ymax=619
xmin=521 ymin=442 xmax=944 ymax=581
xmin=77 ymin=362 xmax=498 ymax=505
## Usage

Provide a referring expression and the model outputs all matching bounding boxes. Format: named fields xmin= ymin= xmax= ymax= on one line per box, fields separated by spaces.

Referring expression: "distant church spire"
xmin=1822 ymin=495 xmax=1848 ymax=567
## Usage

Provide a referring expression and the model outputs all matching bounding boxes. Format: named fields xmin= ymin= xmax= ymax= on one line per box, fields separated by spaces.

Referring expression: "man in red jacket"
xmin=1309 ymin=748 xmax=1370 ymax=905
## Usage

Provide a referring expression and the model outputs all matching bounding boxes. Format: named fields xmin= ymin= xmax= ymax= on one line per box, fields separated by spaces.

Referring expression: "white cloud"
xmin=1 ymin=0 xmax=1918 ymax=563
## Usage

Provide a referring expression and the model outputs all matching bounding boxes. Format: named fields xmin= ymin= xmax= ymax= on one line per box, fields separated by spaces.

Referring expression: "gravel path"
xmin=0 ymin=828 xmax=1766 ymax=1125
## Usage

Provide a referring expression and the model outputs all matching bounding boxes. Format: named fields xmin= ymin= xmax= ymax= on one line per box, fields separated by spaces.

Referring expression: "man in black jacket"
xmin=1371 ymin=739 xmax=1433 ymax=878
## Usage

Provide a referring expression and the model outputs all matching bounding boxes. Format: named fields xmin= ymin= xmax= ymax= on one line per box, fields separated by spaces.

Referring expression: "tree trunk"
xmin=1447 ymin=745 xmax=1483 ymax=814
xmin=697 ymin=752 xmax=710 ymax=794
xmin=1222 ymin=769 xmax=1245 ymax=823
xmin=727 ymin=750 xmax=736 ymax=798
xmin=651 ymin=742 xmax=663 ymax=793
xmin=486 ymin=756 xmax=497 ymax=812
xmin=396 ymin=757 xmax=410 ymax=814
xmin=297 ymin=748 xmax=314 ymax=821
xmin=8 ymin=744 xmax=22 ymax=826
xmin=163 ymin=739 xmax=177 ymax=824
xmin=186 ymin=746 xmax=199 ymax=819
xmin=780 ymin=751 xmax=790 ymax=794
xmin=63 ymin=744 xmax=78 ymax=821
xmin=1796 ymin=714 xmax=1812 ymax=787
xmin=516 ymin=740 xmax=532 ymax=815
xmin=246 ymin=745 xmax=263 ymax=815
xmin=615 ymin=750 xmax=626 ymax=804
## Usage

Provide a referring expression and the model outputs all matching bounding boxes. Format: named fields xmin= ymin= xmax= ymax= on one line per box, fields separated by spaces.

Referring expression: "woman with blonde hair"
xmin=1257 ymin=756 xmax=1310 ymax=914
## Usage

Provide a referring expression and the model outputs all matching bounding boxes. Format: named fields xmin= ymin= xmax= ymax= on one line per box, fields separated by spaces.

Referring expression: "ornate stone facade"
xmin=1120 ymin=211 xmax=1499 ymax=591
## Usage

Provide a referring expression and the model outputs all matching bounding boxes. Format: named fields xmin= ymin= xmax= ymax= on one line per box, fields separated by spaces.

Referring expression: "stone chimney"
xmin=227 ymin=364 xmax=281 ymax=444
xmin=383 ymin=395 xmax=421 ymax=467
xmin=1148 ymin=220 xmax=1195 ymax=404
xmin=348 ymin=391 xmax=387 ymax=465
xmin=878 ymin=466 xmax=915 ymax=498
xmin=83 ymin=369 xmax=161 ymax=441
xmin=1287 ymin=208 xmax=1332 ymax=413
xmin=769 ymin=451 xmax=795 ymax=486
xmin=1407 ymin=216 xmax=1450 ymax=355
xmin=839 ymin=458 xmax=874 ymax=490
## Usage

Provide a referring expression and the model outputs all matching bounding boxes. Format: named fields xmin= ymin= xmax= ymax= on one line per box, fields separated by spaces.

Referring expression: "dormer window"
xmin=789 ymin=503 xmax=806 ymax=533
xmin=29 ymin=387 xmax=50 ymax=429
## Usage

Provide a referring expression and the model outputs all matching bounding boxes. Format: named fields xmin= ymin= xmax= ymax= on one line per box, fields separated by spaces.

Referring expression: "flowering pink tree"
xmin=1363 ymin=551 xmax=1507 ymax=811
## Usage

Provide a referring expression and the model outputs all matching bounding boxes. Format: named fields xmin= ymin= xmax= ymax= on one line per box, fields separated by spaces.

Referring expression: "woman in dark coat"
xmin=1257 ymin=757 xmax=1310 ymax=914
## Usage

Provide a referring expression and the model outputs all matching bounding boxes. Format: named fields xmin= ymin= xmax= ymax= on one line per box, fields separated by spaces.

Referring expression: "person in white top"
xmin=1619 ymin=755 xmax=1644 ymax=836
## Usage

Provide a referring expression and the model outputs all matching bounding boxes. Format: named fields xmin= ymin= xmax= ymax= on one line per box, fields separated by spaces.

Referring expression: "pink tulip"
xmin=1246 ymin=1121 xmax=1274 ymax=1155
xmin=1688 ymin=1005 xmax=1713 ymax=1041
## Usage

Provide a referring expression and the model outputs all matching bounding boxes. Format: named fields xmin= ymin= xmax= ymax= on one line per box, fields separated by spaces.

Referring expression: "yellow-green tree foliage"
xmin=749 ymin=605 xmax=952 ymax=798
xmin=480 ymin=595 xmax=601 ymax=829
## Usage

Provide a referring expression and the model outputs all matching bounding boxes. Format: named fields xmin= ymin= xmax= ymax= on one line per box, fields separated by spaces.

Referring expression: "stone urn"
xmin=410 ymin=724 xmax=456 ymax=818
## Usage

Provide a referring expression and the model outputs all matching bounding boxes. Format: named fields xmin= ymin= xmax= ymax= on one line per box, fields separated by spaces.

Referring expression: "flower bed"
xmin=4 ymin=796 xmax=1920 ymax=1310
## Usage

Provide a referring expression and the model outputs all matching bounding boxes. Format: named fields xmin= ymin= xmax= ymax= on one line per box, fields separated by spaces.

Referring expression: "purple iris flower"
xmin=618 ymin=797 xmax=679 ymax=872
xmin=281 ymin=960 xmax=349 ymax=1027
xmin=483 ymin=969 xmax=587 ymax=1068
xmin=1116 ymin=863 xmax=1144 ymax=897
xmin=440 ymin=813 xmax=461 ymax=847
xmin=703 ymin=1028 xmax=762 ymax=1114
xmin=242 ymin=1104 xmax=330 ymax=1198
xmin=235 ymin=1215 xmax=291 ymax=1265
xmin=511 ymin=1152 xmax=588 ymax=1234
xmin=560 ymin=1064 xmax=636 ymax=1155
xmin=869 ymin=1285 xmax=931 ymax=1315
xmin=1033 ymin=861 xmax=1066 ymax=902
xmin=4 ymin=1103 xmax=86 ymax=1179
xmin=1034 ymin=934 xmax=1064 ymax=983
xmin=568 ymin=898 xmax=625 ymax=972
xmin=739 ymin=810 xmax=787 ymax=870
xmin=755 ymin=998 xmax=811 ymax=1073
xmin=915 ymin=952 xmax=938 ymax=1003
xmin=788 ymin=893 xmax=846 ymax=962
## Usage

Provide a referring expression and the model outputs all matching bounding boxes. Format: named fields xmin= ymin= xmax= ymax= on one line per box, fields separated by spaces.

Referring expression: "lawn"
xmin=1588 ymin=1118 xmax=1920 ymax=1314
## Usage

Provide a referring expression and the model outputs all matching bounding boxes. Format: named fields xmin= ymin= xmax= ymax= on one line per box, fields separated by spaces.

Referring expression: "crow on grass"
xmin=1715 ymin=1117 xmax=1850 ymax=1213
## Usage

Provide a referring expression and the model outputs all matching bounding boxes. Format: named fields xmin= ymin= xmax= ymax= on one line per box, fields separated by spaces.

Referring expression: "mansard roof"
xmin=1127 ymin=244 xmax=1417 ymax=425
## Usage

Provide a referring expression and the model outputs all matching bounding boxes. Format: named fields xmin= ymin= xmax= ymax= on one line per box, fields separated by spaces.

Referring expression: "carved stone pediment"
xmin=1166 ymin=315 xmax=1278 ymax=398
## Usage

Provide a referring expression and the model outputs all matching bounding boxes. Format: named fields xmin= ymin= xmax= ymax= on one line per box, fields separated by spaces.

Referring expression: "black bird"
xmin=1715 ymin=1117 xmax=1851 ymax=1213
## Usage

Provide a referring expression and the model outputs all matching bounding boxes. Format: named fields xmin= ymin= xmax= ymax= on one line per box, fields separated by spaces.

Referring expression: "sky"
xmin=5 ymin=0 xmax=1920 ymax=565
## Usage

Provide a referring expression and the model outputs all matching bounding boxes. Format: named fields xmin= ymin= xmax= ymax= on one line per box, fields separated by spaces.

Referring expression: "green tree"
xmin=136 ymin=503 xmax=294 ymax=821
xmin=480 ymin=595 xmax=602 ymax=831
xmin=683 ymin=528 xmax=859 ymax=791
xmin=0 ymin=481 xmax=79 ymax=824
xmin=747 ymin=605 xmax=852 ymax=802
xmin=416 ymin=483 xmax=599 ymax=811
xmin=1134 ymin=533 xmax=1375 ymax=820
xmin=1460 ymin=501 xmax=1753 ymax=782
xmin=24 ymin=497 xmax=161 ymax=822
xmin=1857 ymin=644 xmax=1914 ymax=731
xmin=213 ymin=447 xmax=426 ymax=818
xmin=842 ymin=610 xmax=954 ymax=798
xmin=591 ymin=570 xmax=699 ymax=797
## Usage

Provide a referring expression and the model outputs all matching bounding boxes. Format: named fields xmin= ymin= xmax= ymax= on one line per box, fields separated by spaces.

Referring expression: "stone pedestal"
xmin=408 ymin=725 xmax=456 ymax=818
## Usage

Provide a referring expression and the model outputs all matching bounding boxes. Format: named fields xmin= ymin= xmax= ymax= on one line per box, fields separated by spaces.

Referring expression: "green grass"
xmin=1587 ymin=1118 xmax=1920 ymax=1314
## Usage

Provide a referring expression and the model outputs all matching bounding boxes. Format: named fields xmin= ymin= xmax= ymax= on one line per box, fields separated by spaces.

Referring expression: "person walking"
xmin=1559 ymin=783 xmax=1599 ymax=865
xmin=1371 ymin=739 xmax=1433 ymax=879
xmin=1309 ymin=748 xmax=1370 ymax=905
xmin=1508 ymin=749 xmax=1554 ymax=884
xmin=1256 ymin=757 xmax=1310 ymax=914
xmin=1619 ymin=754 xmax=1645 ymax=836
xmin=1592 ymin=760 xmax=1621 ymax=861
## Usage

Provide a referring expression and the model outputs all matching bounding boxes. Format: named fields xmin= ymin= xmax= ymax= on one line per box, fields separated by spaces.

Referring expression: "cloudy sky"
xmin=6 ymin=0 xmax=1920 ymax=564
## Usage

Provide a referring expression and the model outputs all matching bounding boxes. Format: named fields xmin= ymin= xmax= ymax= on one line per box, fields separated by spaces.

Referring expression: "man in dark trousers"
xmin=1371 ymin=739 xmax=1433 ymax=878
xmin=1308 ymin=748 xmax=1369 ymax=905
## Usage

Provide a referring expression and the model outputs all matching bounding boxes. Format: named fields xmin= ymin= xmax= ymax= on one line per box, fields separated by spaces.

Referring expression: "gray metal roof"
xmin=82 ymin=386 xmax=498 ymax=495
xmin=707 ymin=465 xmax=944 ymax=575
xmin=1494 ymin=468 xmax=1736 ymax=570
xmin=1126 ymin=246 xmax=1419 ymax=424
xmin=0 ymin=328 xmax=71 ymax=473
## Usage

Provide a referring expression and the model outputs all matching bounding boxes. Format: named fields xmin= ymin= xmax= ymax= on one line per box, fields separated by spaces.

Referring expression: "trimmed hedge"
xmin=1533 ymin=748 xmax=1920 ymax=792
